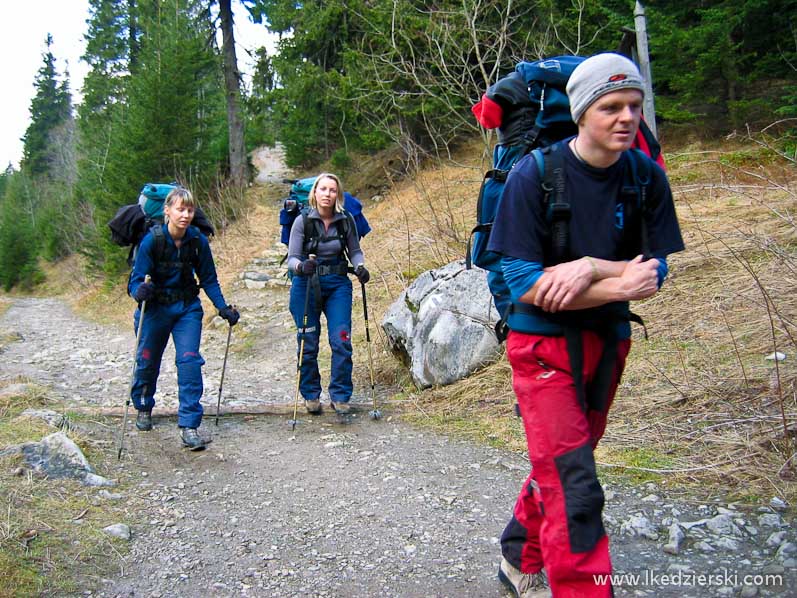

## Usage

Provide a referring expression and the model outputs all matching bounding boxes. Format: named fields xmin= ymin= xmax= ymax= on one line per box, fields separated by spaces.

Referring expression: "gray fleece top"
xmin=287 ymin=209 xmax=365 ymax=274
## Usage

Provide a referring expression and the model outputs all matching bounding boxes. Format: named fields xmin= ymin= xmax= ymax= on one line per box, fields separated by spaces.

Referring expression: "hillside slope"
xmin=58 ymin=137 xmax=797 ymax=502
xmin=335 ymin=138 xmax=797 ymax=502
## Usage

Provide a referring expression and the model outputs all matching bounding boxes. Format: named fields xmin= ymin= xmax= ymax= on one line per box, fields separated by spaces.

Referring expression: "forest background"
xmin=1 ymin=0 xmax=796 ymax=498
xmin=1 ymin=0 xmax=794 ymax=289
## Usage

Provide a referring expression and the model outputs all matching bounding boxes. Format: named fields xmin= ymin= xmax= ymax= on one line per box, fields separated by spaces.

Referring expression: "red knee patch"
xmin=141 ymin=348 xmax=151 ymax=360
xmin=339 ymin=330 xmax=350 ymax=342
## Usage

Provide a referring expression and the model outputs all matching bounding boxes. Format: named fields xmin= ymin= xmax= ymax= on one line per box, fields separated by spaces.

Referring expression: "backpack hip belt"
xmin=509 ymin=302 xmax=647 ymax=413
xmin=153 ymin=286 xmax=200 ymax=305
xmin=315 ymin=263 xmax=350 ymax=276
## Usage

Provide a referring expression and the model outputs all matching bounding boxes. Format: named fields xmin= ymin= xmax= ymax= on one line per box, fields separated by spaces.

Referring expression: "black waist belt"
xmin=154 ymin=286 xmax=199 ymax=305
xmin=316 ymin=263 xmax=350 ymax=276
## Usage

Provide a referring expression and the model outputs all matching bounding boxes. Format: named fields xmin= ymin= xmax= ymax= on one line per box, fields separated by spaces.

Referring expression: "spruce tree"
xmin=76 ymin=0 xmax=131 ymax=269
xmin=21 ymin=35 xmax=72 ymax=177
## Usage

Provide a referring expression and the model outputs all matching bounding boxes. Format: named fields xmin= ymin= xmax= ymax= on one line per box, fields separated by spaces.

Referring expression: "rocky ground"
xmin=0 ymin=148 xmax=795 ymax=597
xmin=1 ymin=272 xmax=796 ymax=597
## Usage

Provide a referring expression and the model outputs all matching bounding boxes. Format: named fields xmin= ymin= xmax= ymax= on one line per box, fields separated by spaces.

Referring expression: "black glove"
xmin=219 ymin=306 xmax=240 ymax=326
xmin=297 ymin=259 xmax=317 ymax=276
xmin=133 ymin=282 xmax=155 ymax=303
xmin=355 ymin=265 xmax=370 ymax=284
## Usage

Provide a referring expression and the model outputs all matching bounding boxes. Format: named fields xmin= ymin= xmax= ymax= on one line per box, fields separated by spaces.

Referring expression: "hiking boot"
xmin=331 ymin=401 xmax=353 ymax=424
xmin=498 ymin=557 xmax=550 ymax=598
xmin=135 ymin=410 xmax=153 ymax=431
xmin=180 ymin=427 xmax=207 ymax=451
xmin=305 ymin=399 xmax=323 ymax=415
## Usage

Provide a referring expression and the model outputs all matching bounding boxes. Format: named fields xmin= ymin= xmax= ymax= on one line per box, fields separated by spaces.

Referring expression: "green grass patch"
xmin=596 ymin=446 xmax=676 ymax=485
xmin=0 ymin=384 xmax=130 ymax=595
xmin=0 ymin=418 xmax=52 ymax=449
xmin=402 ymin=408 xmax=526 ymax=452
xmin=0 ymin=475 xmax=129 ymax=597
xmin=0 ymin=385 xmax=54 ymax=447
xmin=0 ymin=548 xmax=41 ymax=597
xmin=229 ymin=326 xmax=257 ymax=356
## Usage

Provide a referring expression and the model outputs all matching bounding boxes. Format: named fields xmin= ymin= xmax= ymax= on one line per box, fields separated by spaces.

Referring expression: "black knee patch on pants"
xmin=500 ymin=514 xmax=527 ymax=568
xmin=555 ymin=443 xmax=605 ymax=553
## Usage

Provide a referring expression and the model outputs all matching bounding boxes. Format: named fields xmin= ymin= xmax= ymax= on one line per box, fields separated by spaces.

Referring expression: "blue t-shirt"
xmin=129 ymin=224 xmax=227 ymax=310
xmin=487 ymin=140 xmax=684 ymax=336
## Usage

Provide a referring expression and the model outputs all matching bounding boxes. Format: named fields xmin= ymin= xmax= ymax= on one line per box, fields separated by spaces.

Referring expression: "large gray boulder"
xmin=0 ymin=431 xmax=115 ymax=487
xmin=382 ymin=261 xmax=501 ymax=388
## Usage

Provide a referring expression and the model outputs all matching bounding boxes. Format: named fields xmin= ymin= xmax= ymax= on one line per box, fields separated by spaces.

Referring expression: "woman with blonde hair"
xmin=128 ymin=187 xmax=239 ymax=450
xmin=286 ymin=173 xmax=369 ymax=423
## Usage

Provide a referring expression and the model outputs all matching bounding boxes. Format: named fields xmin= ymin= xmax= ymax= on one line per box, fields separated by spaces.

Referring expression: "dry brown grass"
xmin=354 ymin=138 xmax=797 ymax=503
xmin=24 ymin=137 xmax=797 ymax=503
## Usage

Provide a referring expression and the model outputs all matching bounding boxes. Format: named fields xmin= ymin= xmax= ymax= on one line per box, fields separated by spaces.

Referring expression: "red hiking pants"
xmin=501 ymin=330 xmax=631 ymax=598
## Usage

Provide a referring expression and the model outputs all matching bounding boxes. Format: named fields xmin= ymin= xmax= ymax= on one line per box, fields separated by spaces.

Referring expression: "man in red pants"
xmin=487 ymin=53 xmax=684 ymax=597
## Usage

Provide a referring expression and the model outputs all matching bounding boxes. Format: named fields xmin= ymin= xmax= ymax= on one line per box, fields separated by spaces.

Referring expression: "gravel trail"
xmin=1 ymin=283 xmax=794 ymax=597
xmin=0 ymin=146 xmax=793 ymax=596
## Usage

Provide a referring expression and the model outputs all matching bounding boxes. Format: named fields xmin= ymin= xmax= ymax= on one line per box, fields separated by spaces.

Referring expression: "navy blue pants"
xmin=131 ymin=298 xmax=206 ymax=428
xmin=289 ymin=273 xmax=353 ymax=404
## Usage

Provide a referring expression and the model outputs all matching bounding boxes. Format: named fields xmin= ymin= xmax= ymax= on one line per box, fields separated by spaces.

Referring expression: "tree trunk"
xmin=219 ymin=0 xmax=248 ymax=188
xmin=128 ymin=0 xmax=139 ymax=69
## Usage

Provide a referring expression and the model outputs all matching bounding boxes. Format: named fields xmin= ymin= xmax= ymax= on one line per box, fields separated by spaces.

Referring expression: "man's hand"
xmin=533 ymin=258 xmax=595 ymax=313
xmin=619 ymin=255 xmax=660 ymax=301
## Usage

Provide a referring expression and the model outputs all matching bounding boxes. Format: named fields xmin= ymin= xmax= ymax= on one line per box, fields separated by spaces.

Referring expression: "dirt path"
xmin=0 ymin=149 xmax=793 ymax=597
xmin=2 ymin=287 xmax=795 ymax=597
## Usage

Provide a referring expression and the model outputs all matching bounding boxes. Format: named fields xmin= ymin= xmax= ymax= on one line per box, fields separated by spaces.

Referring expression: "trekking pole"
xmin=118 ymin=275 xmax=151 ymax=460
xmin=360 ymin=280 xmax=381 ymax=420
xmin=215 ymin=312 xmax=234 ymax=426
xmin=289 ymin=255 xmax=315 ymax=432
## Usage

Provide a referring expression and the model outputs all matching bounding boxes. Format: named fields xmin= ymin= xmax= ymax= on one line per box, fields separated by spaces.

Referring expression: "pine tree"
xmin=21 ymin=35 xmax=73 ymax=177
xmin=103 ymin=0 xmax=226 ymax=194
xmin=76 ymin=0 xmax=132 ymax=269
xmin=0 ymin=174 xmax=42 ymax=290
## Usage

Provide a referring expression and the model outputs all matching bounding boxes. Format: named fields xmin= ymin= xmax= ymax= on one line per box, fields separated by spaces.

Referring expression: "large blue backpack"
xmin=467 ymin=57 xmax=583 ymax=324
xmin=467 ymin=55 xmax=660 ymax=340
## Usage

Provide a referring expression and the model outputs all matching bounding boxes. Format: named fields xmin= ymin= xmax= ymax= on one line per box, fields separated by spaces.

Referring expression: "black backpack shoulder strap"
xmin=622 ymin=149 xmax=653 ymax=258
xmin=537 ymin=144 xmax=570 ymax=263
xmin=302 ymin=210 xmax=325 ymax=255
xmin=336 ymin=210 xmax=357 ymax=261
xmin=151 ymin=224 xmax=167 ymax=266
xmin=179 ymin=232 xmax=201 ymax=290
xmin=184 ymin=227 xmax=202 ymax=268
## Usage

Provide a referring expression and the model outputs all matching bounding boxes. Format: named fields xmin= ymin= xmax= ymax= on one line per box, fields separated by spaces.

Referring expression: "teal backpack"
xmin=279 ymin=176 xmax=372 ymax=245
xmin=139 ymin=183 xmax=179 ymax=219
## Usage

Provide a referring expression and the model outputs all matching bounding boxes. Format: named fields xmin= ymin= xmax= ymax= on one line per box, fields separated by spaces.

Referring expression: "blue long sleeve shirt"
xmin=128 ymin=224 xmax=227 ymax=310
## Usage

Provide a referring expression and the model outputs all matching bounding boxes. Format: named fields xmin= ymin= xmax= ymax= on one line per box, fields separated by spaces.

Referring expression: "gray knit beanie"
xmin=566 ymin=53 xmax=645 ymax=124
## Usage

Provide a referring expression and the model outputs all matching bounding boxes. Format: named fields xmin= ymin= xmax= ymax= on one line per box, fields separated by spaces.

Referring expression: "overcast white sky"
xmin=0 ymin=1 xmax=277 ymax=170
